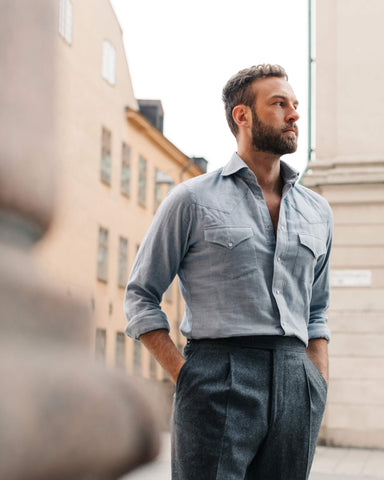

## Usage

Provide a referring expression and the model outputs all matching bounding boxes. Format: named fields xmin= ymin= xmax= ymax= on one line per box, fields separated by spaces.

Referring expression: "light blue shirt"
xmin=124 ymin=153 xmax=332 ymax=346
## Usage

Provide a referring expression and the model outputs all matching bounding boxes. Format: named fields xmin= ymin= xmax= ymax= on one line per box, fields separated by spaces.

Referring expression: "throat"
xmin=263 ymin=192 xmax=281 ymax=236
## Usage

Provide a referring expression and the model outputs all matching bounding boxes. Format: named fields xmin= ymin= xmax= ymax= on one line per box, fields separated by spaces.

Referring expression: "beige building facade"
xmin=35 ymin=0 xmax=204 ymax=381
xmin=303 ymin=0 xmax=384 ymax=448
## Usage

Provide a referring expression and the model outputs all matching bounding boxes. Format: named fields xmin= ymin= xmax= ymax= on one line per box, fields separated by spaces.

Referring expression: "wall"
xmin=35 ymin=0 xmax=203 ymax=382
xmin=303 ymin=0 xmax=384 ymax=448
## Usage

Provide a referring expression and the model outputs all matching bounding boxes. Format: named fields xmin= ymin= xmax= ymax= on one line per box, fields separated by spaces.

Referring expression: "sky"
xmin=110 ymin=0 xmax=311 ymax=174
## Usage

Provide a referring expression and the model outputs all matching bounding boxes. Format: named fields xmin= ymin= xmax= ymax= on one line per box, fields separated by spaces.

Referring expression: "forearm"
xmin=139 ymin=329 xmax=185 ymax=385
xmin=306 ymin=338 xmax=329 ymax=385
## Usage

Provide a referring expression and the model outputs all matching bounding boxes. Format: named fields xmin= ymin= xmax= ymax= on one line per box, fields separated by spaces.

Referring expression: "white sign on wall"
xmin=330 ymin=270 xmax=372 ymax=287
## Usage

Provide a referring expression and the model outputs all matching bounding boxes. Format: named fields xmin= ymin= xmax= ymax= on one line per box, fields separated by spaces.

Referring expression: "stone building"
xmin=303 ymin=0 xmax=384 ymax=448
xmin=35 ymin=0 xmax=205 ymax=380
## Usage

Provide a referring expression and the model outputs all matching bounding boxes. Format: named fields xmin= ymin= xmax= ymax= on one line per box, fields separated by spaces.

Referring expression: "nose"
xmin=286 ymin=105 xmax=300 ymax=123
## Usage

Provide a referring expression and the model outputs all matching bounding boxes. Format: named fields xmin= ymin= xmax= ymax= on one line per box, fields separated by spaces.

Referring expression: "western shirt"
xmin=124 ymin=153 xmax=332 ymax=346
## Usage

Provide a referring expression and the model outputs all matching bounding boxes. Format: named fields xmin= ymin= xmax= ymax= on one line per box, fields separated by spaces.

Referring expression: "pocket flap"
xmin=204 ymin=226 xmax=253 ymax=249
xmin=298 ymin=233 xmax=326 ymax=259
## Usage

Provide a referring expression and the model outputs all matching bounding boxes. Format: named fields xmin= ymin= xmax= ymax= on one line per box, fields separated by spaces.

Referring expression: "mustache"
xmin=282 ymin=124 xmax=298 ymax=134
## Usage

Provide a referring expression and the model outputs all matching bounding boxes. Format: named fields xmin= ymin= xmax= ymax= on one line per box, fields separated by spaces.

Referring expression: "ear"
xmin=232 ymin=104 xmax=251 ymax=130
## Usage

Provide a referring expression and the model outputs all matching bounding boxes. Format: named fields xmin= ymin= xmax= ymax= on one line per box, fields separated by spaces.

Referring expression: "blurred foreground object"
xmin=0 ymin=1 xmax=160 ymax=478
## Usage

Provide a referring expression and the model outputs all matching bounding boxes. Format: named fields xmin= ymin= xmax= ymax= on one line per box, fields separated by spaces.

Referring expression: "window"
xmin=59 ymin=0 xmax=72 ymax=44
xmin=138 ymin=156 xmax=147 ymax=207
xmin=133 ymin=340 xmax=142 ymax=375
xmin=97 ymin=227 xmax=109 ymax=282
xmin=101 ymin=127 xmax=111 ymax=185
xmin=118 ymin=237 xmax=128 ymax=288
xmin=115 ymin=332 xmax=125 ymax=369
xmin=154 ymin=168 xmax=162 ymax=213
xmin=95 ymin=328 xmax=106 ymax=363
xmin=121 ymin=143 xmax=131 ymax=197
xmin=102 ymin=40 xmax=116 ymax=85
xmin=154 ymin=170 xmax=174 ymax=212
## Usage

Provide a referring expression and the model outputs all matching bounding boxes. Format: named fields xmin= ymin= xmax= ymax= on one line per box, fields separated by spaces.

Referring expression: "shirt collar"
xmin=221 ymin=152 xmax=300 ymax=186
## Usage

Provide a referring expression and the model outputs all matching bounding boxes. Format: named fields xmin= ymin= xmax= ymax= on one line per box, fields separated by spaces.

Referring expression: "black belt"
xmin=189 ymin=335 xmax=306 ymax=351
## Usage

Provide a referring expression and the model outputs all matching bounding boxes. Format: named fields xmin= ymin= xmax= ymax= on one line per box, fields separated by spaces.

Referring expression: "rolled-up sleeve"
xmin=124 ymin=185 xmax=193 ymax=340
xmin=307 ymin=205 xmax=333 ymax=342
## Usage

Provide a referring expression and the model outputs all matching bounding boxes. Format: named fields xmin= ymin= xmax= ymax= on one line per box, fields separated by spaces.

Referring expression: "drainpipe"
xmin=308 ymin=0 xmax=314 ymax=165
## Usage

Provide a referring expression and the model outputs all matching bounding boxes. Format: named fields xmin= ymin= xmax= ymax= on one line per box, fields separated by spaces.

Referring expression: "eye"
xmin=274 ymin=101 xmax=284 ymax=107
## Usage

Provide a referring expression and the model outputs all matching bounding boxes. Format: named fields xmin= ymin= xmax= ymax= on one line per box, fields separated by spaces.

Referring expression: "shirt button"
xmin=228 ymin=242 xmax=233 ymax=248
xmin=280 ymin=226 xmax=285 ymax=231
xmin=267 ymin=225 xmax=271 ymax=229
xmin=277 ymin=257 xmax=281 ymax=262
xmin=276 ymin=289 xmax=280 ymax=295
xmin=257 ymin=195 xmax=261 ymax=200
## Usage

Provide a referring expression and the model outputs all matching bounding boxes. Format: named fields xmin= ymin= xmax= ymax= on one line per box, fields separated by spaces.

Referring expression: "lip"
xmin=283 ymin=128 xmax=297 ymax=134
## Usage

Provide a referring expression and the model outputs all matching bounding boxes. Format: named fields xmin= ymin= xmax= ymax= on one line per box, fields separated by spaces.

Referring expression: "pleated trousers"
xmin=171 ymin=335 xmax=327 ymax=480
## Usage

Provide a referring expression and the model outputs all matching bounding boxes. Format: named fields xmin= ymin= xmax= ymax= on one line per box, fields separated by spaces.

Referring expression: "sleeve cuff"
xmin=125 ymin=310 xmax=170 ymax=340
xmin=308 ymin=323 xmax=331 ymax=343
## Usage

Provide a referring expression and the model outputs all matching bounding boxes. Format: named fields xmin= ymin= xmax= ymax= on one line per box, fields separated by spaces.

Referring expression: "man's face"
xmin=250 ymin=77 xmax=299 ymax=155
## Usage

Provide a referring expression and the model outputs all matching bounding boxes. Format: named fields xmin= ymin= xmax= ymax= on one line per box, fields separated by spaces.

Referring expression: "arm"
xmin=306 ymin=338 xmax=328 ymax=385
xmin=140 ymin=329 xmax=185 ymax=385
xmin=124 ymin=185 xmax=193 ymax=340
xmin=306 ymin=205 xmax=332 ymax=385
xmin=308 ymin=206 xmax=333 ymax=342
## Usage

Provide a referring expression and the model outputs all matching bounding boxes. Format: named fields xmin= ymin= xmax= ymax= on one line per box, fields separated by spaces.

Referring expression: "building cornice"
xmin=303 ymin=157 xmax=384 ymax=187
xmin=125 ymin=107 xmax=204 ymax=176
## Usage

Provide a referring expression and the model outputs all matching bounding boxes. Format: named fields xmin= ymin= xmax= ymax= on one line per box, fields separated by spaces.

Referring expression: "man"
xmin=124 ymin=64 xmax=332 ymax=480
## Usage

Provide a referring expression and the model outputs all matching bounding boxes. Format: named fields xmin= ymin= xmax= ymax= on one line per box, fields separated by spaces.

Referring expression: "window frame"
xmin=59 ymin=0 xmax=73 ymax=45
xmin=101 ymin=127 xmax=111 ymax=185
xmin=102 ymin=40 xmax=116 ymax=85
xmin=95 ymin=328 xmax=107 ymax=364
xmin=121 ymin=143 xmax=131 ymax=197
xmin=115 ymin=332 xmax=126 ymax=369
xmin=118 ymin=236 xmax=128 ymax=288
xmin=138 ymin=155 xmax=147 ymax=207
xmin=97 ymin=226 xmax=109 ymax=282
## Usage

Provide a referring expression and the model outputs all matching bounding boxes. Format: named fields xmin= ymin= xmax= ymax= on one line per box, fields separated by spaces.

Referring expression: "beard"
xmin=251 ymin=110 xmax=298 ymax=155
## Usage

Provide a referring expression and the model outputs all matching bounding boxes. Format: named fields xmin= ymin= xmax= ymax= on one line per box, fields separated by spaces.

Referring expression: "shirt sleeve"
xmin=307 ymin=203 xmax=333 ymax=342
xmin=124 ymin=184 xmax=193 ymax=340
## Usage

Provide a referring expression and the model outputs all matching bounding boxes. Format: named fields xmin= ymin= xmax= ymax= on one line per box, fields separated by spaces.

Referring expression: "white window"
xmin=59 ymin=0 xmax=72 ymax=45
xmin=102 ymin=41 xmax=116 ymax=85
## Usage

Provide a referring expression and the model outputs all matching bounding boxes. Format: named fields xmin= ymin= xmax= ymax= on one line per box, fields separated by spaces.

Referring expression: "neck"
xmin=237 ymin=147 xmax=282 ymax=193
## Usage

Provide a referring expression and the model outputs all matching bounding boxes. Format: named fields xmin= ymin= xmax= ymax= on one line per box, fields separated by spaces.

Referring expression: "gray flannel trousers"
xmin=171 ymin=335 xmax=327 ymax=480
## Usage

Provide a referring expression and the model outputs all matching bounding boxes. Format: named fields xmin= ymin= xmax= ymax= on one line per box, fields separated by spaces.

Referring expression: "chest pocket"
xmin=204 ymin=226 xmax=253 ymax=249
xmin=298 ymin=233 xmax=327 ymax=259
xmin=295 ymin=232 xmax=327 ymax=285
xmin=203 ymin=226 xmax=256 ymax=279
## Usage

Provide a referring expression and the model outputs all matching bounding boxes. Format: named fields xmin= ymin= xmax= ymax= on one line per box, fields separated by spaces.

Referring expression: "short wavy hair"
xmin=222 ymin=64 xmax=288 ymax=136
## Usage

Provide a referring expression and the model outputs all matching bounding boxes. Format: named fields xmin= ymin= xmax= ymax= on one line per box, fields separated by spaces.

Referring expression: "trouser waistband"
xmin=189 ymin=335 xmax=306 ymax=351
